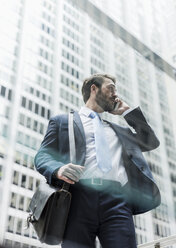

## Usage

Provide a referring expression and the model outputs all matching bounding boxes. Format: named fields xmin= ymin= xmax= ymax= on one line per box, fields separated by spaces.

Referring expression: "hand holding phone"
xmin=110 ymin=98 xmax=130 ymax=115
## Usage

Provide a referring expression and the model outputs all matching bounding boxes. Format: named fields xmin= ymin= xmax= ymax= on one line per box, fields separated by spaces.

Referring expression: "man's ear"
xmin=91 ymin=84 xmax=98 ymax=93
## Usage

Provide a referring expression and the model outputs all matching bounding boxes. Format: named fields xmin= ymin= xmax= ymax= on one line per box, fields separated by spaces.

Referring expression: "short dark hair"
xmin=81 ymin=73 xmax=116 ymax=103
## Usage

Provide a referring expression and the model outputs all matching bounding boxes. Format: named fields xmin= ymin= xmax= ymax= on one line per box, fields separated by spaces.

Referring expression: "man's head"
xmin=82 ymin=74 xmax=117 ymax=112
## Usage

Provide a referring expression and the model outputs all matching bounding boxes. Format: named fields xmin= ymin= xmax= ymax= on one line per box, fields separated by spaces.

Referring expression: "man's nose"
xmin=112 ymin=91 xmax=117 ymax=98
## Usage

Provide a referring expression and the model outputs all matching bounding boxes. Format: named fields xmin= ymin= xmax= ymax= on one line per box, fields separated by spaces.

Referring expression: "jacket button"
xmin=141 ymin=166 xmax=144 ymax=171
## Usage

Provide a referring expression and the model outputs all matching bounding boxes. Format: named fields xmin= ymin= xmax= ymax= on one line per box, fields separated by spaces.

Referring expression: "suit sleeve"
xmin=34 ymin=117 xmax=64 ymax=184
xmin=124 ymin=107 xmax=160 ymax=152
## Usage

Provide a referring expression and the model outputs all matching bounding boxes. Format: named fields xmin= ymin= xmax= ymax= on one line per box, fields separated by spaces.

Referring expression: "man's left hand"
xmin=110 ymin=98 xmax=130 ymax=115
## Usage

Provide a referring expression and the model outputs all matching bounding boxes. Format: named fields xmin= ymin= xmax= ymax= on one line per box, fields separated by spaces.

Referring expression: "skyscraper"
xmin=0 ymin=0 xmax=176 ymax=247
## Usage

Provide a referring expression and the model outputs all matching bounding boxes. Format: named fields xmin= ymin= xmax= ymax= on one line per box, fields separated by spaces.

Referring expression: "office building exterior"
xmin=0 ymin=0 xmax=176 ymax=247
xmin=164 ymin=0 xmax=176 ymax=146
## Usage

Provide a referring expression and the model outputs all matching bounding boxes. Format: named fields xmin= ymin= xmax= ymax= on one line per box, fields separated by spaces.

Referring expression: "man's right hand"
xmin=56 ymin=163 xmax=85 ymax=184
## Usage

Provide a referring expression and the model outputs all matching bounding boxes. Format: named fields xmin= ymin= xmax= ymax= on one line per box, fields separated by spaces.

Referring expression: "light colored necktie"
xmin=89 ymin=112 xmax=112 ymax=173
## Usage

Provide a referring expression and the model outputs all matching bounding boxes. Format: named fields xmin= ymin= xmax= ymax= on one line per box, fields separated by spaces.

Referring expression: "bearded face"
xmin=95 ymin=87 xmax=116 ymax=112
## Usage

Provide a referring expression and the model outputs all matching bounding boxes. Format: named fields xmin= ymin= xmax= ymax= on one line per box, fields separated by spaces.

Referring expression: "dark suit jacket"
xmin=34 ymin=107 xmax=161 ymax=215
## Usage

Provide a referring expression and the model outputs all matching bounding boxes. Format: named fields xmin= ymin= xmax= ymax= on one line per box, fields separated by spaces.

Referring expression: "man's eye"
xmin=109 ymin=87 xmax=116 ymax=92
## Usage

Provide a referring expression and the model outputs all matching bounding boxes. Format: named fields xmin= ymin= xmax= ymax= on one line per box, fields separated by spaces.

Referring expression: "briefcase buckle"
xmin=91 ymin=178 xmax=103 ymax=185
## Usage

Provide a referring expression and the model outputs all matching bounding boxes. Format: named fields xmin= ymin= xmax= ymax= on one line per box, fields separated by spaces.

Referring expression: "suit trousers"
xmin=62 ymin=179 xmax=137 ymax=248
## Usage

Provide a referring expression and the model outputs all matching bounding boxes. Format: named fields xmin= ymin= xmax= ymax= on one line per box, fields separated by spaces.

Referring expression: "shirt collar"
xmin=79 ymin=106 xmax=102 ymax=118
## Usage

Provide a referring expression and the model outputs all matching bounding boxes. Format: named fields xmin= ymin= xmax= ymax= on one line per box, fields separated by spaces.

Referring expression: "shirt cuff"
xmin=122 ymin=107 xmax=138 ymax=117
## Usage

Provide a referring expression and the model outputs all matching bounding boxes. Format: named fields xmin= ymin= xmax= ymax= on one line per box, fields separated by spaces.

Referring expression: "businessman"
xmin=35 ymin=74 xmax=161 ymax=248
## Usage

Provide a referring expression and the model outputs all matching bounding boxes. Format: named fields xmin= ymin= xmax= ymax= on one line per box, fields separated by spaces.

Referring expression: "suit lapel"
xmin=73 ymin=111 xmax=86 ymax=143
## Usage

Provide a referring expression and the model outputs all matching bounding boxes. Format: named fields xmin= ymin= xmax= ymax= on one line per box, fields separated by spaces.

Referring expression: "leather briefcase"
xmin=27 ymin=111 xmax=75 ymax=245
xmin=27 ymin=182 xmax=71 ymax=245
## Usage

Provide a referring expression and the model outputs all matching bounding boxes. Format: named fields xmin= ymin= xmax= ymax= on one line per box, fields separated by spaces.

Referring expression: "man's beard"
xmin=95 ymin=89 xmax=115 ymax=112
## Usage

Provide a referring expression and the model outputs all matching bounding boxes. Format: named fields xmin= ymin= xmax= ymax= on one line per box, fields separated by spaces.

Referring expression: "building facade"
xmin=0 ymin=0 xmax=176 ymax=247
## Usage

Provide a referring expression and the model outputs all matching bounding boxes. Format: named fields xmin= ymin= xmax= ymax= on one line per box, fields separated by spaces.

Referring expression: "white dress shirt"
xmin=79 ymin=106 xmax=130 ymax=186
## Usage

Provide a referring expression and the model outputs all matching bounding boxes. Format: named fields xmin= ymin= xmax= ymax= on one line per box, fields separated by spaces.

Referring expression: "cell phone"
xmin=113 ymin=101 xmax=120 ymax=111
xmin=108 ymin=101 xmax=120 ymax=113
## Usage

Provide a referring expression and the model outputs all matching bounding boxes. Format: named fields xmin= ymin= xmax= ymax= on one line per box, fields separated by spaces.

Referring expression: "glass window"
xmin=14 ymin=151 xmax=21 ymax=164
xmin=1 ymin=86 xmax=6 ymax=96
xmin=36 ymin=90 xmax=40 ymax=97
xmin=19 ymin=114 xmax=25 ymax=125
xmin=27 ymin=117 xmax=31 ymax=128
xmin=26 ymin=197 xmax=31 ymax=213
xmin=10 ymin=192 xmax=17 ymax=208
xmin=13 ymin=171 xmax=19 ymax=185
xmin=2 ymin=124 xmax=8 ymax=138
xmin=29 ymin=156 xmax=34 ymax=169
xmin=25 ymin=135 xmax=30 ymax=147
xmin=30 ymin=87 xmax=34 ymax=94
xmin=23 ymin=243 xmax=29 ymax=248
xmin=35 ymin=103 xmax=39 ymax=114
xmin=28 ymin=100 xmax=33 ymax=111
xmin=0 ymin=165 xmax=2 ymax=180
xmin=7 ymin=216 xmax=14 ymax=233
xmin=8 ymin=89 xmax=12 ymax=101
xmin=5 ymin=106 xmax=10 ymax=119
xmin=19 ymin=195 xmax=24 ymax=210
xmin=42 ymin=93 xmax=46 ymax=100
xmin=21 ymin=97 xmax=26 ymax=107
xmin=40 ymin=123 xmax=44 ymax=134
xmin=31 ymin=137 xmax=37 ymax=150
xmin=28 ymin=177 xmax=33 ymax=190
xmin=4 ymin=240 xmax=12 ymax=247
xmin=36 ymin=179 xmax=40 ymax=189
xmin=16 ymin=218 xmax=22 ymax=234
xmin=21 ymin=174 xmax=26 ymax=188
xmin=23 ymin=153 xmax=28 ymax=167
xmin=33 ymin=120 xmax=38 ymax=132
xmin=41 ymin=107 xmax=45 ymax=117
